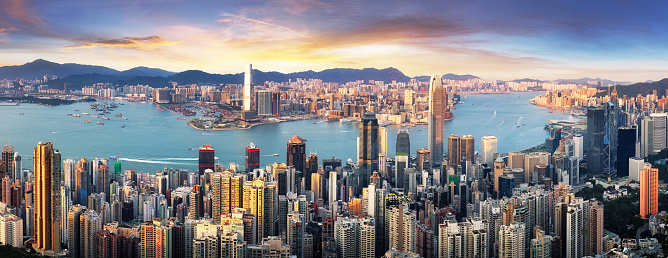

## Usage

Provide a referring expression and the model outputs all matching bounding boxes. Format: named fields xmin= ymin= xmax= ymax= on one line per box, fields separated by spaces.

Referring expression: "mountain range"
xmin=0 ymin=59 xmax=647 ymax=91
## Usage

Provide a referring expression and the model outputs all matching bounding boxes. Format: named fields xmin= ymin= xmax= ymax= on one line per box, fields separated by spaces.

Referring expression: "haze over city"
xmin=1 ymin=0 xmax=668 ymax=81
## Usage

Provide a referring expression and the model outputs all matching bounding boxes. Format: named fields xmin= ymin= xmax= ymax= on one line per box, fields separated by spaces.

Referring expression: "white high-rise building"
xmin=243 ymin=64 xmax=253 ymax=111
xmin=573 ymin=134 xmax=584 ymax=160
xmin=650 ymin=113 xmax=667 ymax=154
xmin=481 ymin=135 xmax=498 ymax=166
xmin=499 ymin=222 xmax=525 ymax=258
xmin=358 ymin=217 xmax=376 ymax=258
xmin=378 ymin=127 xmax=388 ymax=156
xmin=428 ymin=74 xmax=444 ymax=166
xmin=0 ymin=214 xmax=23 ymax=247
xmin=334 ymin=217 xmax=358 ymax=258
xmin=566 ymin=199 xmax=585 ymax=258
xmin=629 ymin=157 xmax=645 ymax=182
xmin=63 ymin=159 xmax=75 ymax=189
xmin=329 ymin=171 xmax=337 ymax=208
xmin=641 ymin=117 xmax=654 ymax=158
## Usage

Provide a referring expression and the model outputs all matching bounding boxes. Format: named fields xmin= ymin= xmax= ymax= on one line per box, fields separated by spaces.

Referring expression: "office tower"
xmin=287 ymin=213 xmax=305 ymax=258
xmin=585 ymin=107 xmax=605 ymax=175
xmin=287 ymin=135 xmax=306 ymax=173
xmin=481 ymin=135 xmax=497 ymax=166
xmin=508 ymin=151 xmax=524 ymax=169
xmin=530 ymin=227 xmax=552 ymax=258
xmin=388 ymin=205 xmax=415 ymax=253
xmin=329 ymin=172 xmax=337 ymax=207
xmin=447 ymin=135 xmax=460 ymax=165
xmin=428 ymin=74 xmax=444 ymax=166
xmin=617 ymin=127 xmax=637 ymax=177
xmin=244 ymin=64 xmax=253 ymax=111
xmin=604 ymin=102 xmax=618 ymax=176
xmin=416 ymin=149 xmax=430 ymax=172
xmin=499 ymin=222 xmax=525 ymax=258
xmin=379 ymin=127 xmax=388 ymax=156
xmin=395 ymin=154 xmax=409 ymax=189
xmin=359 ymin=217 xmax=376 ymax=258
xmin=63 ymin=159 xmax=75 ymax=190
xmin=524 ymin=153 xmax=540 ymax=181
xmin=305 ymin=154 xmax=317 ymax=191
xmin=650 ymin=113 xmax=667 ymax=153
xmin=33 ymin=142 xmax=62 ymax=255
xmin=12 ymin=153 xmax=21 ymax=185
xmin=629 ymin=157 xmax=645 ymax=182
xmin=256 ymin=90 xmax=273 ymax=115
xmin=198 ymin=145 xmax=214 ymax=175
xmin=245 ymin=143 xmax=260 ymax=173
xmin=640 ymin=166 xmax=659 ymax=219
xmin=396 ymin=129 xmax=411 ymax=156
xmin=0 ymin=213 xmax=23 ymax=247
xmin=640 ymin=117 xmax=654 ymax=158
xmin=589 ymin=201 xmax=604 ymax=255
xmin=80 ymin=209 xmax=102 ymax=258
xmin=334 ymin=217 xmax=358 ymax=258
xmin=358 ymin=112 xmax=379 ymax=190
xmin=573 ymin=134 xmax=584 ymax=160
xmin=67 ymin=205 xmax=85 ymax=258
xmin=493 ymin=157 xmax=505 ymax=195
xmin=448 ymin=135 xmax=475 ymax=165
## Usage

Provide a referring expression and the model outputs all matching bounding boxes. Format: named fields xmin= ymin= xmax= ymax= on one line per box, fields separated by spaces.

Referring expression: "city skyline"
xmin=1 ymin=1 xmax=668 ymax=82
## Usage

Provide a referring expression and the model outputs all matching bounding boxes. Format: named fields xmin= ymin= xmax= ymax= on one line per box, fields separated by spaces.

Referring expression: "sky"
xmin=1 ymin=0 xmax=667 ymax=82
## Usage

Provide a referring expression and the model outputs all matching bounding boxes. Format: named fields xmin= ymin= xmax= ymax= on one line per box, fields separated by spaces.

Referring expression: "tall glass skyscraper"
xmin=358 ymin=112 xmax=379 ymax=190
xmin=33 ymin=142 xmax=62 ymax=255
xmin=428 ymin=74 xmax=444 ymax=167
xmin=243 ymin=64 xmax=253 ymax=111
xmin=396 ymin=129 xmax=410 ymax=156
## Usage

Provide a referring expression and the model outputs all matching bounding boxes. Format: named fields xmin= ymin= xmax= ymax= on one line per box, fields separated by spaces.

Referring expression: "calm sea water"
xmin=0 ymin=92 xmax=574 ymax=172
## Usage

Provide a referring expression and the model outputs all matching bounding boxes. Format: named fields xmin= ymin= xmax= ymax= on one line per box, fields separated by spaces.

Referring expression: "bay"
xmin=0 ymin=92 xmax=574 ymax=173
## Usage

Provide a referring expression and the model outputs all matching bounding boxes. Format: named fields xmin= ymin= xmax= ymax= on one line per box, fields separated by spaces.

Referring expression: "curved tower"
xmin=428 ymin=74 xmax=444 ymax=166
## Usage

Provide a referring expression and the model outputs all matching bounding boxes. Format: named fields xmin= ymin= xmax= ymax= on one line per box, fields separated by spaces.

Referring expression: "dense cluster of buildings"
xmin=1 ymin=73 xmax=667 ymax=258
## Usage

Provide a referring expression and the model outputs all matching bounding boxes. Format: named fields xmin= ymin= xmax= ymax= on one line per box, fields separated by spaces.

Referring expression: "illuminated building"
xmin=428 ymin=74 xmax=444 ymax=166
xmin=33 ymin=142 xmax=62 ymax=255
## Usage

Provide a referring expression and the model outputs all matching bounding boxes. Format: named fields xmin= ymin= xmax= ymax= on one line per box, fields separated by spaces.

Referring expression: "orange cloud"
xmin=66 ymin=36 xmax=177 ymax=50
xmin=3 ymin=0 xmax=40 ymax=24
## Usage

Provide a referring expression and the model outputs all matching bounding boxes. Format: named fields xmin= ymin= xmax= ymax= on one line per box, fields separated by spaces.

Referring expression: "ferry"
xmin=92 ymin=115 xmax=99 ymax=118
xmin=67 ymin=114 xmax=72 ymax=116
xmin=83 ymin=120 xmax=90 ymax=123
xmin=82 ymin=113 xmax=89 ymax=115
xmin=74 ymin=109 xmax=79 ymax=111
xmin=97 ymin=122 xmax=104 ymax=125
xmin=548 ymin=109 xmax=554 ymax=113
xmin=272 ymin=154 xmax=279 ymax=156
xmin=18 ymin=113 xmax=23 ymax=115
xmin=102 ymin=117 xmax=110 ymax=120
xmin=72 ymin=114 xmax=81 ymax=117
xmin=115 ymin=113 xmax=122 ymax=117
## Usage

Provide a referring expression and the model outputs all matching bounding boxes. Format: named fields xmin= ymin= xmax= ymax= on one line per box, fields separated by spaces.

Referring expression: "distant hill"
xmin=554 ymin=77 xmax=632 ymax=86
xmin=0 ymin=59 xmax=119 ymax=79
xmin=116 ymin=66 xmax=176 ymax=77
xmin=594 ymin=78 xmax=668 ymax=98
xmin=413 ymin=73 xmax=480 ymax=81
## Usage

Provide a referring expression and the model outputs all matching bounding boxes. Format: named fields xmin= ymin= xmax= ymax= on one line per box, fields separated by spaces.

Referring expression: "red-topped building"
xmin=198 ymin=145 xmax=214 ymax=175
xmin=246 ymin=143 xmax=260 ymax=172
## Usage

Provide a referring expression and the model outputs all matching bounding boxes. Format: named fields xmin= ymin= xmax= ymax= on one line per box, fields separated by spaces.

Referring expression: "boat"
xmin=102 ymin=117 xmax=110 ymax=120
xmin=74 ymin=109 xmax=79 ymax=111
xmin=272 ymin=154 xmax=279 ymax=156
xmin=122 ymin=124 xmax=125 ymax=128
xmin=123 ymin=117 xmax=127 ymax=120
xmin=18 ymin=113 xmax=23 ymax=115
xmin=313 ymin=121 xmax=317 ymax=124
xmin=83 ymin=120 xmax=90 ymax=123
xmin=82 ymin=113 xmax=89 ymax=115
xmin=92 ymin=115 xmax=99 ymax=118
xmin=72 ymin=114 xmax=81 ymax=117
xmin=548 ymin=109 xmax=554 ymax=113
xmin=97 ymin=122 xmax=104 ymax=125
xmin=516 ymin=125 xmax=520 ymax=127
xmin=67 ymin=114 xmax=72 ymax=116
xmin=115 ymin=113 xmax=122 ymax=117
xmin=98 ymin=113 xmax=105 ymax=115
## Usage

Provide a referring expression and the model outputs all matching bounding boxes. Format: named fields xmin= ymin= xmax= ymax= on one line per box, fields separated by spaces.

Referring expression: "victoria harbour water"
xmin=0 ymin=92 xmax=573 ymax=173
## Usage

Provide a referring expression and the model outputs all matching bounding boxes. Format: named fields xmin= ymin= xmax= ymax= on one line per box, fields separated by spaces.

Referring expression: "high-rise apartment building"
xmin=211 ymin=171 xmax=243 ymax=222
xmin=255 ymin=90 xmax=273 ymax=116
xmin=379 ymin=127 xmax=388 ymax=157
xmin=589 ymin=201 xmax=604 ymax=255
xmin=640 ymin=166 xmax=658 ymax=219
xmin=0 ymin=213 xmax=23 ymax=247
xmin=80 ymin=209 xmax=102 ymax=258
xmin=33 ymin=142 xmax=62 ymax=255
xmin=481 ymin=135 xmax=497 ymax=166
xmin=388 ymin=205 xmax=415 ymax=253
xmin=198 ymin=145 xmax=214 ymax=175
xmin=499 ymin=222 xmax=525 ymax=258
xmin=67 ymin=205 xmax=85 ymax=258
xmin=428 ymin=74 xmax=444 ymax=166
xmin=573 ymin=134 xmax=584 ymax=160
xmin=334 ymin=217 xmax=358 ymax=258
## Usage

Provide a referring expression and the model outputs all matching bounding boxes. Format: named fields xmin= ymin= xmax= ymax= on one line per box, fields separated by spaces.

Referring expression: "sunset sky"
xmin=1 ymin=0 xmax=667 ymax=82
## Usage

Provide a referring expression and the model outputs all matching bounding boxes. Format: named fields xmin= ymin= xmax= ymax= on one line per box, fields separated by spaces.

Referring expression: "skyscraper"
xmin=198 ymin=145 xmax=214 ymax=175
xmin=585 ymin=107 xmax=605 ymax=175
xmin=448 ymin=134 xmax=475 ymax=165
xmin=2 ymin=143 xmax=14 ymax=181
xmin=245 ymin=143 xmax=260 ymax=172
xmin=67 ymin=205 xmax=85 ymax=258
xmin=640 ymin=117 xmax=654 ymax=158
xmin=378 ymin=127 xmax=388 ymax=156
xmin=573 ymin=134 xmax=584 ymax=160
xmin=243 ymin=64 xmax=253 ymax=111
xmin=640 ymin=166 xmax=658 ymax=219
xmin=416 ymin=149 xmax=430 ymax=172
xmin=305 ymin=153 xmax=318 ymax=191
xmin=617 ymin=127 xmax=637 ymax=178
xmin=358 ymin=112 xmax=379 ymax=189
xmin=650 ymin=113 xmax=667 ymax=153
xmin=481 ymin=135 xmax=497 ymax=166
xmin=396 ymin=129 xmax=410 ymax=156
xmin=428 ymin=74 xmax=444 ymax=166
xmin=33 ymin=142 xmax=62 ymax=255
xmin=499 ymin=222 xmax=525 ymax=258
xmin=287 ymin=135 xmax=306 ymax=173
xmin=255 ymin=90 xmax=273 ymax=116
xmin=387 ymin=205 xmax=415 ymax=253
